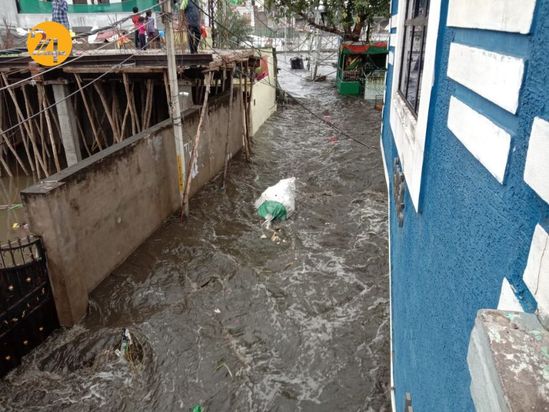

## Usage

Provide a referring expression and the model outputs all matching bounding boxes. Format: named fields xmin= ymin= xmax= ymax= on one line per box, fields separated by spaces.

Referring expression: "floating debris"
xmin=255 ymin=178 xmax=296 ymax=228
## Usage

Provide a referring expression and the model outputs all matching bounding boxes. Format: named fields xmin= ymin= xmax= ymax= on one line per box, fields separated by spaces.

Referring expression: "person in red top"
xmin=131 ymin=6 xmax=141 ymax=48
xmin=137 ymin=17 xmax=147 ymax=50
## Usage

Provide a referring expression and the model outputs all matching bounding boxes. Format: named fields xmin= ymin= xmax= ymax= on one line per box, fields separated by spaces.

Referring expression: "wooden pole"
xmin=38 ymin=84 xmax=62 ymax=173
xmin=93 ymin=81 xmax=120 ymax=144
xmin=111 ymin=88 xmax=122 ymax=143
xmin=238 ymin=64 xmax=250 ymax=161
xmin=1 ymin=75 xmax=33 ymax=175
xmin=181 ymin=72 xmax=212 ymax=218
xmin=22 ymin=86 xmax=48 ymax=176
xmin=222 ymin=68 xmax=234 ymax=190
xmin=243 ymin=63 xmax=252 ymax=152
xmin=74 ymin=111 xmax=92 ymax=157
xmin=143 ymin=79 xmax=154 ymax=130
xmin=123 ymin=73 xmax=140 ymax=135
xmin=74 ymin=74 xmax=103 ymax=151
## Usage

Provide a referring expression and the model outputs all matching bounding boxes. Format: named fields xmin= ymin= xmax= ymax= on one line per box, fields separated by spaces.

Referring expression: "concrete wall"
xmin=250 ymin=49 xmax=277 ymax=136
xmin=21 ymin=93 xmax=244 ymax=326
xmin=382 ymin=0 xmax=549 ymax=410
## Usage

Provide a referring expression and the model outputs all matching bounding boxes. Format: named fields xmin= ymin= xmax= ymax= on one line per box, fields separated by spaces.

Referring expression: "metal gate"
xmin=0 ymin=236 xmax=59 ymax=378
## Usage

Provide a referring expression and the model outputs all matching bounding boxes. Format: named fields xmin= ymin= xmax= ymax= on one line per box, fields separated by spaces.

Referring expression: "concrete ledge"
xmin=21 ymin=93 xmax=244 ymax=326
xmin=468 ymin=309 xmax=549 ymax=411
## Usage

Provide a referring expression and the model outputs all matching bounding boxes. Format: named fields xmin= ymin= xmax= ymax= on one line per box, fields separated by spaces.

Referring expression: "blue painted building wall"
xmin=381 ymin=0 xmax=549 ymax=410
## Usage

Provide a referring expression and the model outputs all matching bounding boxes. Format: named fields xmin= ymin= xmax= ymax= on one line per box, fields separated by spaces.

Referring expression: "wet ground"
xmin=0 ymin=58 xmax=390 ymax=411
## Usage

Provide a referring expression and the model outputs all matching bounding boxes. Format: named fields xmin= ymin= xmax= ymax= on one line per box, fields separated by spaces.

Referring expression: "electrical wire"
xmin=190 ymin=3 xmax=376 ymax=149
xmin=0 ymin=23 xmax=156 ymax=93
xmin=0 ymin=31 xmax=163 ymax=144
xmin=0 ymin=0 xmax=169 ymax=87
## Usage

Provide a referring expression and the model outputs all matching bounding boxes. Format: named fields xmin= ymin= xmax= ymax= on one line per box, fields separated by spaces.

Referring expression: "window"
xmin=398 ymin=0 xmax=430 ymax=116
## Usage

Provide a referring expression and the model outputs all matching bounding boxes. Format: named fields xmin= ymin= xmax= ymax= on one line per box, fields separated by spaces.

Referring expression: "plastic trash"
xmin=255 ymin=178 xmax=296 ymax=224
xmin=192 ymin=405 xmax=202 ymax=412
xmin=118 ymin=328 xmax=133 ymax=359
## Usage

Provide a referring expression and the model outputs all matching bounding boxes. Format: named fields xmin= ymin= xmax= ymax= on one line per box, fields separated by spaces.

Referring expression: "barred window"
xmin=398 ymin=0 xmax=430 ymax=116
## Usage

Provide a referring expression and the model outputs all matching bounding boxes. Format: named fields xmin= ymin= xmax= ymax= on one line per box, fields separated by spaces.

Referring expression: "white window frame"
xmin=390 ymin=0 xmax=442 ymax=212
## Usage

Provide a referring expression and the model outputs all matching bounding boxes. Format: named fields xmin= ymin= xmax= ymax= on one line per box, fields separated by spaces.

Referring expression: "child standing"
xmin=137 ymin=17 xmax=147 ymax=50
xmin=145 ymin=10 xmax=157 ymax=49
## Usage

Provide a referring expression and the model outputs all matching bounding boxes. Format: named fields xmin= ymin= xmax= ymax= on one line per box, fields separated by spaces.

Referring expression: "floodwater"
xmin=0 ymin=58 xmax=390 ymax=411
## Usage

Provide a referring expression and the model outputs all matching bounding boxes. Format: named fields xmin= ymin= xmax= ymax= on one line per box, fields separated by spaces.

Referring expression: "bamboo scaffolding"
xmin=94 ymin=81 xmax=120 ymax=144
xmin=38 ymin=83 xmax=62 ymax=173
xmin=222 ymin=68 xmax=234 ymax=189
xmin=143 ymin=80 xmax=154 ymax=130
xmin=74 ymin=74 xmax=103 ymax=152
xmin=238 ymin=64 xmax=250 ymax=161
xmin=123 ymin=73 xmax=140 ymax=135
xmin=181 ymin=72 xmax=212 ymax=218
xmin=22 ymin=86 xmax=48 ymax=177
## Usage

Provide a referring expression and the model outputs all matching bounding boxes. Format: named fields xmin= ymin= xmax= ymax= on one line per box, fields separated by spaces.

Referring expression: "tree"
xmin=214 ymin=1 xmax=253 ymax=48
xmin=265 ymin=0 xmax=390 ymax=41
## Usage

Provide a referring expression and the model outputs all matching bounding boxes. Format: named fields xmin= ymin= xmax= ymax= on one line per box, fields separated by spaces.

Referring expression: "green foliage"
xmin=215 ymin=3 xmax=253 ymax=48
xmin=265 ymin=0 xmax=389 ymax=40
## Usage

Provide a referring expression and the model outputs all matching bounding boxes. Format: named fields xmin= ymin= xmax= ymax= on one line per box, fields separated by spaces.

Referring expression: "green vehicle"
xmin=336 ymin=41 xmax=388 ymax=97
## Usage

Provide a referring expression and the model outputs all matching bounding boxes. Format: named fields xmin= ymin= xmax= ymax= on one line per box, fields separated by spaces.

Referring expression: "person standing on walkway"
xmin=145 ymin=10 xmax=158 ymax=49
xmin=51 ymin=0 xmax=70 ymax=29
xmin=131 ymin=6 xmax=141 ymax=48
xmin=137 ymin=17 xmax=147 ymax=50
xmin=180 ymin=0 xmax=202 ymax=54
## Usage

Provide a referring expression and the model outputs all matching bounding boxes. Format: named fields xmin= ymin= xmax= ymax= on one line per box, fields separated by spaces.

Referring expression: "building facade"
xmin=381 ymin=0 xmax=549 ymax=410
xmin=7 ymin=0 xmax=157 ymax=28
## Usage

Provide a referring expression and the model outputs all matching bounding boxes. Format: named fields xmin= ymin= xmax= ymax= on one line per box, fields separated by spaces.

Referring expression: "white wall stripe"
xmin=497 ymin=278 xmax=523 ymax=312
xmin=447 ymin=97 xmax=511 ymax=183
xmin=524 ymin=117 xmax=549 ymax=204
xmin=390 ymin=14 xmax=398 ymax=29
xmin=523 ymin=224 xmax=549 ymax=294
xmin=522 ymin=224 xmax=549 ymax=325
xmin=447 ymin=43 xmax=525 ymax=114
xmin=447 ymin=0 xmax=536 ymax=34
xmin=389 ymin=33 xmax=397 ymax=48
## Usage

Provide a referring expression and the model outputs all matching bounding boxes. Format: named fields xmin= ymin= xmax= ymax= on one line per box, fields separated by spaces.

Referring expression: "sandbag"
xmin=255 ymin=177 xmax=296 ymax=223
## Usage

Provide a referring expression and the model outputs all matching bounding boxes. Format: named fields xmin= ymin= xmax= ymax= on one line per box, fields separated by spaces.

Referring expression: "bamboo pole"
xmin=74 ymin=111 xmax=91 ymax=157
xmin=243 ymin=63 xmax=252 ymax=154
xmin=238 ymin=64 xmax=250 ymax=161
xmin=120 ymin=103 xmax=131 ymax=139
xmin=247 ymin=64 xmax=254 ymax=147
xmin=0 ymin=101 xmax=13 ymax=177
xmin=163 ymin=71 xmax=171 ymax=114
xmin=111 ymin=88 xmax=122 ymax=143
xmin=123 ymin=73 xmax=140 ymax=135
xmin=93 ymin=81 xmax=120 ymax=144
xmin=0 ymin=75 xmax=32 ymax=175
xmin=38 ymin=84 xmax=62 ymax=173
xmin=181 ymin=72 xmax=212 ymax=219
xmin=143 ymin=79 xmax=154 ymax=130
xmin=222 ymin=68 xmax=234 ymax=190
xmin=22 ymin=86 xmax=48 ymax=176
xmin=74 ymin=74 xmax=103 ymax=151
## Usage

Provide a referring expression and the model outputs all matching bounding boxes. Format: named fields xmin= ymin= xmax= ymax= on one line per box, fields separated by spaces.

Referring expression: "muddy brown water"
xmin=0 ymin=61 xmax=390 ymax=411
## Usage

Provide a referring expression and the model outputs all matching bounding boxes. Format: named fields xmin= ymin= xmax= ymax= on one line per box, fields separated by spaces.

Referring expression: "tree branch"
xmin=297 ymin=12 xmax=345 ymax=36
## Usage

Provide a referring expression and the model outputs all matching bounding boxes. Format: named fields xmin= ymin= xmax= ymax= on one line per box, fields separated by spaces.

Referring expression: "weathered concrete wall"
xmin=250 ymin=49 xmax=277 ymax=136
xmin=21 ymin=93 xmax=244 ymax=326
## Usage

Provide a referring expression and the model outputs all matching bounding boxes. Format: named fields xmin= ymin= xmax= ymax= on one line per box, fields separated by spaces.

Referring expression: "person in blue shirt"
xmin=180 ymin=0 xmax=201 ymax=53
xmin=51 ymin=0 xmax=70 ymax=29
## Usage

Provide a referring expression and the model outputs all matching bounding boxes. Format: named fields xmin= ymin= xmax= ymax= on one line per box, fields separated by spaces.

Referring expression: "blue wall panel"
xmin=381 ymin=0 xmax=549 ymax=410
